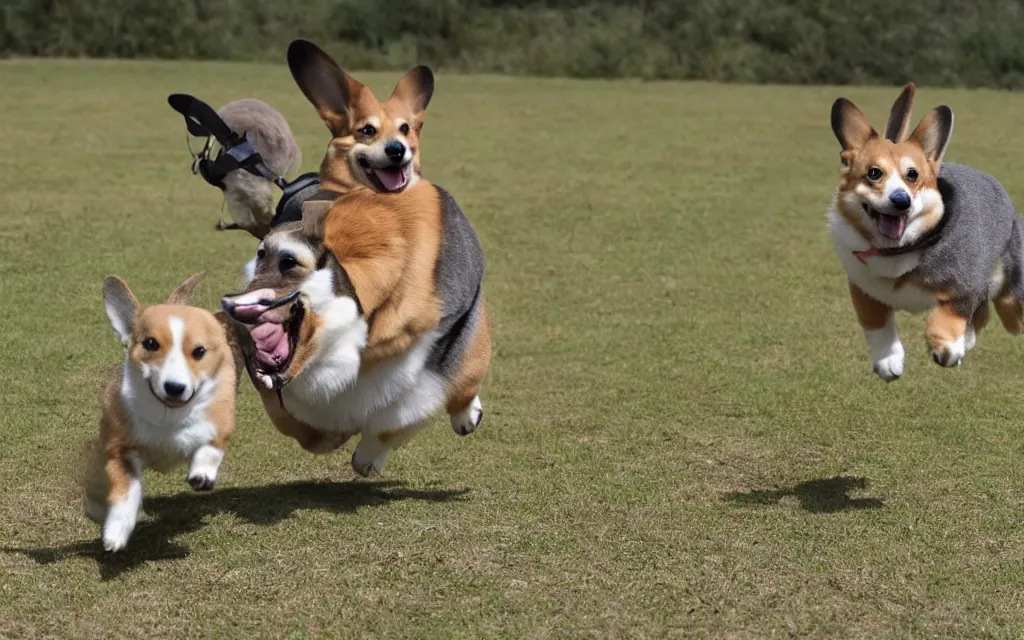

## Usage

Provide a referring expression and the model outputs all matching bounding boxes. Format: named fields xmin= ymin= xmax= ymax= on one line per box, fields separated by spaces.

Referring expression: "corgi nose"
xmin=384 ymin=140 xmax=406 ymax=162
xmin=164 ymin=381 xmax=187 ymax=398
xmin=889 ymin=189 xmax=911 ymax=211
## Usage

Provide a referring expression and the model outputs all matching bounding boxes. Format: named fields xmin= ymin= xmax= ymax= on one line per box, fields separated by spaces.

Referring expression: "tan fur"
xmin=446 ymin=303 xmax=492 ymax=415
xmin=848 ymin=282 xmax=891 ymax=331
xmin=993 ymin=295 xmax=1024 ymax=334
xmin=926 ymin=301 xmax=969 ymax=354
xmin=974 ymin=303 xmax=991 ymax=335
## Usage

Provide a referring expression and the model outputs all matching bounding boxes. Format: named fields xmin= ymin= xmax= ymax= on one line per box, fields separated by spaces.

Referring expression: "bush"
xmin=2 ymin=0 xmax=1023 ymax=89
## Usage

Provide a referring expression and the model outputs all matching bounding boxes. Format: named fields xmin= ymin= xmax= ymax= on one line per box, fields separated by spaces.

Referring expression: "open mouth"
xmin=358 ymin=157 xmax=410 ymax=193
xmin=222 ymin=289 xmax=305 ymax=390
xmin=864 ymin=204 xmax=907 ymax=240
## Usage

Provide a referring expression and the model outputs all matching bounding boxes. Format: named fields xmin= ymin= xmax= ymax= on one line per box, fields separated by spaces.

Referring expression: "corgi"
xmin=220 ymin=45 xmax=489 ymax=475
xmin=285 ymin=39 xmax=433 ymax=199
xmin=83 ymin=273 xmax=239 ymax=551
xmin=828 ymin=83 xmax=1024 ymax=381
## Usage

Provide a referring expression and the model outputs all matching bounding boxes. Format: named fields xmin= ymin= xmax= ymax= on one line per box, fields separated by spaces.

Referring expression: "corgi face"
xmin=287 ymin=40 xmax=434 ymax=196
xmin=104 ymin=274 xmax=228 ymax=408
xmin=831 ymin=84 xmax=954 ymax=246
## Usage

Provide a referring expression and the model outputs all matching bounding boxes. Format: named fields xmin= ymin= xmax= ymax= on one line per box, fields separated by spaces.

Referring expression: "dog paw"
xmin=932 ymin=336 xmax=965 ymax=368
xmin=872 ymin=347 xmax=905 ymax=382
xmin=450 ymin=396 xmax=483 ymax=436
xmin=351 ymin=453 xmax=383 ymax=478
xmin=102 ymin=512 xmax=136 ymax=552
xmin=187 ymin=472 xmax=216 ymax=492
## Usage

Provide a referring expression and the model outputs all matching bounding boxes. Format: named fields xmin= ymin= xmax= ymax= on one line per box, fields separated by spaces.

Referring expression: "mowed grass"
xmin=3 ymin=59 xmax=1024 ymax=638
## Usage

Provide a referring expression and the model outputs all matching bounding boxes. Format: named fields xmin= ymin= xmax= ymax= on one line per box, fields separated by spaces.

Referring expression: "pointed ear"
xmin=166 ymin=271 xmax=206 ymax=305
xmin=831 ymin=98 xmax=878 ymax=151
xmin=301 ymin=201 xmax=330 ymax=241
xmin=390 ymin=65 xmax=434 ymax=129
xmin=287 ymin=39 xmax=367 ymax=137
xmin=910 ymin=106 xmax=954 ymax=165
xmin=103 ymin=276 xmax=139 ymax=346
xmin=884 ymin=83 xmax=916 ymax=142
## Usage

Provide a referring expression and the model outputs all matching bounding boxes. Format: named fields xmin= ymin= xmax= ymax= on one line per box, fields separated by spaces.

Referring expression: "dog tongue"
xmin=249 ymin=322 xmax=289 ymax=364
xmin=373 ymin=167 xmax=407 ymax=192
xmin=877 ymin=214 xmax=906 ymax=240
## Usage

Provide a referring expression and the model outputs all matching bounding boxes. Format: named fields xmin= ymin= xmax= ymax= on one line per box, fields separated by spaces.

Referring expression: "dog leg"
xmin=966 ymin=304 xmax=989 ymax=352
xmin=351 ymin=426 xmax=425 ymax=478
xmin=849 ymin=282 xmax=904 ymax=381
xmin=449 ymin=396 xmax=484 ymax=437
xmin=993 ymin=295 xmax=1024 ymax=335
xmin=927 ymin=301 xmax=970 ymax=367
xmin=445 ymin=306 xmax=491 ymax=436
xmin=187 ymin=444 xmax=224 ymax=491
xmin=257 ymin=386 xmax=351 ymax=454
xmin=102 ymin=452 xmax=142 ymax=553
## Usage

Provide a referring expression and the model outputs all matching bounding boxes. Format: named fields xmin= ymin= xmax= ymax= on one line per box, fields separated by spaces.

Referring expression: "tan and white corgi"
xmin=828 ymin=83 xmax=1024 ymax=381
xmin=286 ymin=39 xmax=433 ymax=197
xmin=84 ymin=273 xmax=238 ymax=551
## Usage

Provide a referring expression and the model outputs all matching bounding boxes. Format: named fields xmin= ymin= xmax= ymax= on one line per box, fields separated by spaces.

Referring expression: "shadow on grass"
xmin=723 ymin=475 xmax=884 ymax=514
xmin=2 ymin=480 xmax=468 ymax=581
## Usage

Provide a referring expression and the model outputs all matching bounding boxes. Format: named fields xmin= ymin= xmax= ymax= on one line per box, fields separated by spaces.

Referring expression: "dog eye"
xmin=399 ymin=123 xmax=410 ymax=135
xmin=257 ymin=248 xmax=266 ymax=260
xmin=359 ymin=124 xmax=377 ymax=137
xmin=279 ymin=255 xmax=297 ymax=271
xmin=192 ymin=346 xmax=206 ymax=360
xmin=866 ymin=167 xmax=883 ymax=181
xmin=906 ymin=168 xmax=919 ymax=182
xmin=142 ymin=338 xmax=160 ymax=351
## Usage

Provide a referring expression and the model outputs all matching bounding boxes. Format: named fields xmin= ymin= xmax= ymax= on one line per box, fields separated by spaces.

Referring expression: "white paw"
xmin=102 ymin=503 xmax=138 ymax=552
xmin=932 ymin=335 xmax=966 ymax=368
xmin=187 ymin=445 xmax=224 ymax=492
xmin=871 ymin=343 xmax=905 ymax=382
xmin=450 ymin=396 xmax=484 ymax=436
xmin=351 ymin=437 xmax=389 ymax=478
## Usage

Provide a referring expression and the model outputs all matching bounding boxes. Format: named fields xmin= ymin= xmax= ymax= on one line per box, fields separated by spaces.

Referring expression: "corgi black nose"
xmin=889 ymin=189 xmax=911 ymax=211
xmin=164 ymin=381 xmax=187 ymax=397
xmin=384 ymin=140 xmax=406 ymax=161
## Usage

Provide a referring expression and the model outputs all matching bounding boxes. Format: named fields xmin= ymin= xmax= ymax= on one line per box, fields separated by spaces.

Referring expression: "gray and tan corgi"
xmin=84 ymin=273 xmax=239 ymax=551
xmin=828 ymin=83 xmax=1024 ymax=381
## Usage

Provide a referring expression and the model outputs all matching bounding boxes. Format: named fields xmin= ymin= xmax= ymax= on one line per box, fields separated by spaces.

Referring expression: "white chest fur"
xmin=828 ymin=209 xmax=938 ymax=312
xmin=121 ymin=364 xmax=219 ymax=471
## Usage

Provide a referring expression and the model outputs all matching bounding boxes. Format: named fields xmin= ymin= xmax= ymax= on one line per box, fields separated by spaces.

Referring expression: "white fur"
xmin=864 ymin=315 xmax=905 ymax=381
xmin=934 ymin=334 xmax=966 ymax=367
xmin=187 ymin=444 xmax=224 ymax=488
xmin=153 ymin=316 xmax=193 ymax=401
xmin=102 ymin=453 xmax=142 ymax=552
xmin=276 ymin=268 xmax=450 ymax=474
xmin=242 ymin=257 xmax=257 ymax=287
xmin=451 ymin=396 xmax=483 ymax=436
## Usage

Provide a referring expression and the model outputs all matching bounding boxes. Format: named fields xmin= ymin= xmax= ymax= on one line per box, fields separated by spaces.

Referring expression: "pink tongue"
xmin=877 ymin=214 xmax=906 ymax=239
xmin=374 ymin=167 xmax=407 ymax=192
xmin=249 ymin=323 xmax=289 ymax=364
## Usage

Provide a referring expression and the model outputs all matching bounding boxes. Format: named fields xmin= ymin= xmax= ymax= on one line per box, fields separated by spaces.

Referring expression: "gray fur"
xmin=918 ymin=162 xmax=1024 ymax=316
xmin=426 ymin=185 xmax=486 ymax=380
xmin=217 ymin=99 xmax=301 ymax=237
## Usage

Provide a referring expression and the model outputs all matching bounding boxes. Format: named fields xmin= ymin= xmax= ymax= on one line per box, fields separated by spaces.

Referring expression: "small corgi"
xmin=83 ymin=273 xmax=238 ymax=551
xmin=286 ymin=39 xmax=433 ymax=198
xmin=828 ymin=83 xmax=1024 ymax=381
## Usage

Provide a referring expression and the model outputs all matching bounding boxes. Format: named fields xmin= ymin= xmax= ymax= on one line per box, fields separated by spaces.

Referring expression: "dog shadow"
xmin=723 ymin=475 xmax=884 ymax=514
xmin=2 ymin=480 xmax=468 ymax=581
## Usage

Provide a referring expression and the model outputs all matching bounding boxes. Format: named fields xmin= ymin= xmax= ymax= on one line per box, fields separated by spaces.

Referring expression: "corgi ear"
xmin=103 ymin=276 xmax=139 ymax=346
xmin=166 ymin=271 xmax=206 ymax=305
xmin=910 ymin=106 xmax=954 ymax=165
xmin=884 ymin=83 xmax=916 ymax=142
xmin=300 ymin=200 xmax=331 ymax=241
xmin=831 ymin=98 xmax=878 ymax=151
xmin=287 ymin=39 xmax=366 ymax=137
xmin=390 ymin=66 xmax=434 ymax=129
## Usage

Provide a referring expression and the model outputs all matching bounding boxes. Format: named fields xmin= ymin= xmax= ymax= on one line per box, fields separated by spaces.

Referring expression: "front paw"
xmin=872 ymin=344 xmax=905 ymax=382
xmin=931 ymin=336 xmax=966 ymax=368
xmin=187 ymin=472 xmax=216 ymax=492
xmin=102 ymin=511 xmax=136 ymax=552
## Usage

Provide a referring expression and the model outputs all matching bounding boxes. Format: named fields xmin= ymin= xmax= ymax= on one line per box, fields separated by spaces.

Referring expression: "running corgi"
xmin=828 ymin=83 xmax=1024 ymax=381
xmin=84 ymin=273 xmax=238 ymax=551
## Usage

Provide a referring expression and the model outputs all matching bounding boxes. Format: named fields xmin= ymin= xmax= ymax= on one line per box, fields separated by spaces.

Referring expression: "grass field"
xmin=3 ymin=59 xmax=1024 ymax=638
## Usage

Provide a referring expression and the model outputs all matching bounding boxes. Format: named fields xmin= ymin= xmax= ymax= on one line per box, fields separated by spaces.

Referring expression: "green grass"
xmin=3 ymin=59 xmax=1024 ymax=638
